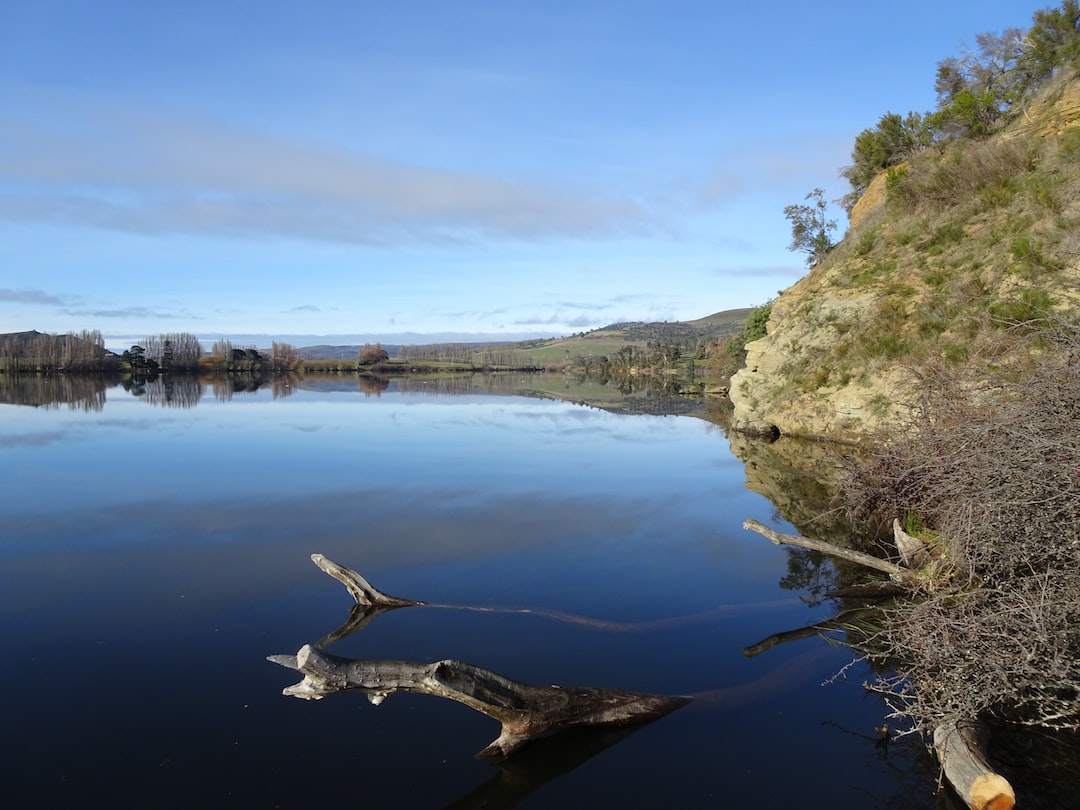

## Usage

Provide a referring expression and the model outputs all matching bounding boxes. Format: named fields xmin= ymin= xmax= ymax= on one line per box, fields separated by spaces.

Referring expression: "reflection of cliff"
xmin=726 ymin=433 xmax=860 ymax=546
xmin=0 ymin=374 xmax=115 ymax=410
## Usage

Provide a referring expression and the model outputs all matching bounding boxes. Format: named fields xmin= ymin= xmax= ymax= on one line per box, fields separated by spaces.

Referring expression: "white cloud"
xmin=0 ymin=97 xmax=660 ymax=245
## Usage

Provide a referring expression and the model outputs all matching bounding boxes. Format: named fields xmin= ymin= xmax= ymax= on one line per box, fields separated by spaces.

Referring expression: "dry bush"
xmin=888 ymin=137 xmax=1038 ymax=214
xmin=846 ymin=318 xmax=1080 ymax=734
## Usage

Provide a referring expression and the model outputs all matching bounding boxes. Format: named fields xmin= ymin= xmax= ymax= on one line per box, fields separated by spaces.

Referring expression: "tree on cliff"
xmin=784 ymin=188 xmax=836 ymax=266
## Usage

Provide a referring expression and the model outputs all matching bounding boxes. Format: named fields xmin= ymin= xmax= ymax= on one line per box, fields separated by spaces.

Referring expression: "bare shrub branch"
xmin=845 ymin=318 xmax=1080 ymax=733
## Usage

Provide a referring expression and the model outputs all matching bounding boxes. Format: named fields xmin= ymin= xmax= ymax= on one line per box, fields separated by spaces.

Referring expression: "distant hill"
xmin=296 ymin=310 xmax=751 ymax=361
xmin=297 ymin=344 xmax=403 ymax=361
xmin=4 ymin=309 xmax=755 ymax=367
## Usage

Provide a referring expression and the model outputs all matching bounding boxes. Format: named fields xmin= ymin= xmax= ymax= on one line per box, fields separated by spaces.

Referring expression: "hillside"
xmin=296 ymin=309 xmax=750 ymax=363
xmin=729 ymin=71 xmax=1080 ymax=441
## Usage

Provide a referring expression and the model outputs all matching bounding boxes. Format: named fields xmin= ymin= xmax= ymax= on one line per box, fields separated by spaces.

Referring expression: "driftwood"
xmin=742 ymin=518 xmax=920 ymax=585
xmin=270 ymin=644 xmax=689 ymax=761
xmin=309 ymin=552 xmax=423 ymax=607
xmin=934 ymin=719 xmax=1015 ymax=810
xmin=269 ymin=554 xmax=690 ymax=762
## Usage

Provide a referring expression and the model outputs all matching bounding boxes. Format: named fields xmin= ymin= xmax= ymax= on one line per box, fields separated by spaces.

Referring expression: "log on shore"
xmin=934 ymin=719 xmax=1015 ymax=810
xmin=269 ymin=643 xmax=690 ymax=761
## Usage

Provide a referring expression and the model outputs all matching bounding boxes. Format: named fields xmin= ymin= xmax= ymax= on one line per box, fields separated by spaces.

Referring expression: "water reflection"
xmin=0 ymin=372 xmax=115 ymax=410
xmin=0 ymin=378 xmax=994 ymax=807
xmin=124 ymin=375 xmax=207 ymax=408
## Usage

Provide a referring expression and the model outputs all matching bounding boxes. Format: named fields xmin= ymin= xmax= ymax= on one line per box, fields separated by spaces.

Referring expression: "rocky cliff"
xmin=730 ymin=73 xmax=1080 ymax=442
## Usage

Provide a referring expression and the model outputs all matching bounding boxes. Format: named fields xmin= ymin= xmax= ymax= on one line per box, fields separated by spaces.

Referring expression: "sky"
xmin=0 ymin=0 xmax=1051 ymax=349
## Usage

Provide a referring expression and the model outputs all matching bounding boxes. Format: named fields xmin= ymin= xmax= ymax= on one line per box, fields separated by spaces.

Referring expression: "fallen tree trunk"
xmin=269 ymin=643 xmax=690 ymax=761
xmin=934 ymin=719 xmax=1015 ymax=810
xmin=742 ymin=518 xmax=920 ymax=586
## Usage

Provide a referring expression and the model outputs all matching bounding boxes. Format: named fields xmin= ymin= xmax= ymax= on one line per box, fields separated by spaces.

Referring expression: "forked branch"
xmin=270 ymin=555 xmax=690 ymax=762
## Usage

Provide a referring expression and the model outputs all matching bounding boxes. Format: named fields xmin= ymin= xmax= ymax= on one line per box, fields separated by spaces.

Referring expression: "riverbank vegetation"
xmin=843 ymin=318 xmax=1080 ymax=739
xmin=829 ymin=0 xmax=1080 ymax=740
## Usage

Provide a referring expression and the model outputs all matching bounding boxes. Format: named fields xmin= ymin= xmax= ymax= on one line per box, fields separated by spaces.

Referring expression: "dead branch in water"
xmin=742 ymin=518 xmax=921 ymax=585
xmin=270 ymin=644 xmax=689 ymax=762
xmin=270 ymin=555 xmax=689 ymax=762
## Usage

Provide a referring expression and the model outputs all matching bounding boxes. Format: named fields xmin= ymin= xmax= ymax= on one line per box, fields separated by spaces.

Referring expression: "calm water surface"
xmin=0 ymin=379 xmax=941 ymax=808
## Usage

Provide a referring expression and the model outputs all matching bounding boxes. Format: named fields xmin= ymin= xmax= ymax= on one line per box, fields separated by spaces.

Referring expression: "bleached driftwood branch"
xmin=270 ymin=554 xmax=690 ymax=762
xmin=310 ymin=553 xmax=423 ymax=607
xmin=269 ymin=644 xmax=689 ymax=761
xmin=742 ymin=519 xmax=920 ymax=585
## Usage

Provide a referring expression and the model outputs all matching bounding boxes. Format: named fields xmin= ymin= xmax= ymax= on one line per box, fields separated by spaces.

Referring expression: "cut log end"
xmin=970 ymin=774 xmax=1015 ymax=810
xmin=934 ymin=720 xmax=1015 ymax=810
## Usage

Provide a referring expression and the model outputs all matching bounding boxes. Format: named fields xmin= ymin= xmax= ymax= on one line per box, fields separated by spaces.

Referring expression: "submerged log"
xmin=742 ymin=607 xmax=881 ymax=658
xmin=269 ymin=643 xmax=690 ymax=761
xmin=742 ymin=519 xmax=920 ymax=585
xmin=934 ymin=719 xmax=1015 ymax=810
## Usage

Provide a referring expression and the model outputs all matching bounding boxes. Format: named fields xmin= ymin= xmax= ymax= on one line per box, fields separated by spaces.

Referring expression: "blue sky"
xmin=0 ymin=0 xmax=1048 ymax=348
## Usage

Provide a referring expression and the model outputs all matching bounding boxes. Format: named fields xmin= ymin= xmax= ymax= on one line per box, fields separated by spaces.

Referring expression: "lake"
xmin=0 ymin=375 xmax=946 ymax=808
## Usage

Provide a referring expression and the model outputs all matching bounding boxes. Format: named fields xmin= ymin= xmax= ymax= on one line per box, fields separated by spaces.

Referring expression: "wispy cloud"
xmin=0 ymin=97 xmax=660 ymax=246
xmin=61 ymin=305 xmax=193 ymax=320
xmin=0 ymin=288 xmax=67 ymax=305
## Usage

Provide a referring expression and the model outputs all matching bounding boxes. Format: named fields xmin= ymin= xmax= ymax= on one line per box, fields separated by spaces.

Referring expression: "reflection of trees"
xmin=395 ymin=374 xmax=490 ymax=396
xmin=272 ymin=374 xmax=300 ymax=399
xmin=207 ymin=372 xmax=303 ymax=401
xmin=132 ymin=375 xmax=206 ymax=409
xmin=0 ymin=373 xmax=115 ymax=410
xmin=778 ymin=547 xmax=841 ymax=604
xmin=356 ymin=375 xmax=389 ymax=396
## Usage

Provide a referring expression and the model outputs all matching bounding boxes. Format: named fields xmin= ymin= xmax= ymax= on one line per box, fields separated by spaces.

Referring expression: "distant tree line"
xmin=0 ymin=329 xmax=115 ymax=372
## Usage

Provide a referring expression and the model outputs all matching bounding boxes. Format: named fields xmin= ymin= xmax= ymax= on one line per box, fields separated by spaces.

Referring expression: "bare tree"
xmin=271 ymin=341 xmax=300 ymax=372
